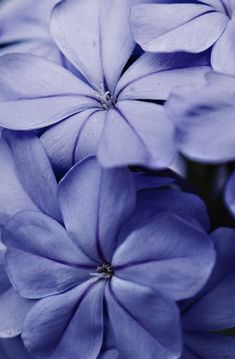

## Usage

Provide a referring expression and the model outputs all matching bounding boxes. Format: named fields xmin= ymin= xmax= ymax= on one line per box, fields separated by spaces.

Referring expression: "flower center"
xmin=90 ymin=263 xmax=114 ymax=279
xmin=99 ymin=90 xmax=116 ymax=110
xmin=93 ymin=82 xmax=116 ymax=110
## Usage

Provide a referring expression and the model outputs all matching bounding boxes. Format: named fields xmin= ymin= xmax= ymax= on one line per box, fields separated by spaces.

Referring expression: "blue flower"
xmin=0 ymin=0 xmax=61 ymax=63
xmin=0 ymin=0 xmax=209 ymax=171
xmin=2 ymin=156 xmax=215 ymax=358
xmin=131 ymin=0 xmax=235 ymax=75
xmin=165 ymin=72 xmax=235 ymax=163
xmin=181 ymin=227 xmax=235 ymax=358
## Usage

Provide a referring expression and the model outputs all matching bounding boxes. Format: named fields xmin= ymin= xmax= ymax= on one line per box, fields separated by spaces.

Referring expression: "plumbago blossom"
xmin=181 ymin=228 xmax=235 ymax=358
xmin=0 ymin=0 xmax=210 ymax=172
xmin=165 ymin=72 xmax=235 ymax=163
xmin=2 ymin=156 xmax=216 ymax=358
xmin=0 ymin=130 xmax=215 ymax=358
xmin=0 ymin=0 xmax=61 ymax=63
xmin=131 ymin=0 xmax=235 ymax=75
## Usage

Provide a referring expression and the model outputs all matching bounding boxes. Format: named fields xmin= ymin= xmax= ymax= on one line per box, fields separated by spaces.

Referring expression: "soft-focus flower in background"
xmin=2 ymin=157 xmax=215 ymax=358
xmin=131 ymin=0 xmax=235 ymax=75
xmin=165 ymin=72 xmax=235 ymax=164
xmin=0 ymin=0 xmax=210 ymax=173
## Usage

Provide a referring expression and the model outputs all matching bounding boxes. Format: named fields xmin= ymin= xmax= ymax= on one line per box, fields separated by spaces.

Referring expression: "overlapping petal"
xmin=115 ymin=52 xmax=210 ymax=101
xmin=0 ymin=0 xmax=61 ymax=62
xmin=3 ymin=210 xmax=95 ymax=298
xmin=183 ymin=228 xmax=235 ymax=331
xmin=0 ymin=288 xmax=34 ymax=338
xmin=0 ymin=240 xmax=10 ymax=295
xmin=22 ymin=279 xmax=104 ymax=358
xmin=201 ymin=0 xmax=231 ymax=11
xmin=212 ymin=17 xmax=235 ymax=76
xmin=0 ymin=243 xmax=33 ymax=340
xmin=0 ymin=131 xmax=61 ymax=225
xmin=51 ymin=0 xmax=135 ymax=92
xmin=183 ymin=273 xmax=235 ymax=331
xmin=40 ymin=109 xmax=104 ymax=173
xmin=134 ymin=188 xmax=210 ymax=231
xmin=106 ymin=278 xmax=181 ymax=359
xmin=98 ymin=100 xmax=176 ymax=168
xmin=179 ymin=227 xmax=235 ymax=358
xmin=0 ymin=135 xmax=36 ymax=225
xmin=72 ymin=111 xmax=106 ymax=166
xmin=113 ymin=213 xmax=215 ymax=300
xmin=130 ymin=3 xmax=228 ymax=53
xmin=0 ymin=54 xmax=99 ymax=130
xmin=0 ymin=0 xmax=58 ymax=43
xmin=58 ymin=157 xmax=136 ymax=262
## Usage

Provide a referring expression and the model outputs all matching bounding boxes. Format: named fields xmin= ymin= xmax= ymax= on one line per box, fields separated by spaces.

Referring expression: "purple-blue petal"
xmin=182 ymin=227 xmax=235 ymax=331
xmin=0 ymin=131 xmax=61 ymax=225
xmin=51 ymin=0 xmax=135 ymax=92
xmin=40 ymin=109 xmax=103 ymax=174
xmin=113 ymin=213 xmax=215 ymax=300
xmin=105 ymin=277 xmax=181 ymax=359
xmin=58 ymin=156 xmax=136 ymax=262
xmin=130 ymin=3 xmax=228 ymax=53
xmin=22 ymin=279 xmax=104 ymax=358
xmin=0 ymin=53 xmax=98 ymax=130
xmin=3 ymin=210 xmax=95 ymax=298
xmin=116 ymin=52 xmax=210 ymax=101
xmin=0 ymin=288 xmax=34 ymax=338
xmin=98 ymin=101 xmax=176 ymax=169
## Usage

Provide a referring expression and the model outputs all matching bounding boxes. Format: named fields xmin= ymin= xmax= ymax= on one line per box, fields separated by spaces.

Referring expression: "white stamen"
xmin=92 ymin=82 xmax=116 ymax=110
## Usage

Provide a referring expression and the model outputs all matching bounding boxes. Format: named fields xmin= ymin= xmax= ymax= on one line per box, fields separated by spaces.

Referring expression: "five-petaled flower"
xmin=0 ymin=0 xmax=209 ymax=173
xmin=2 ymin=157 xmax=215 ymax=358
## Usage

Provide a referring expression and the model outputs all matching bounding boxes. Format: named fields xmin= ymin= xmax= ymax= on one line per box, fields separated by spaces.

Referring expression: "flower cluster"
xmin=0 ymin=0 xmax=235 ymax=358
